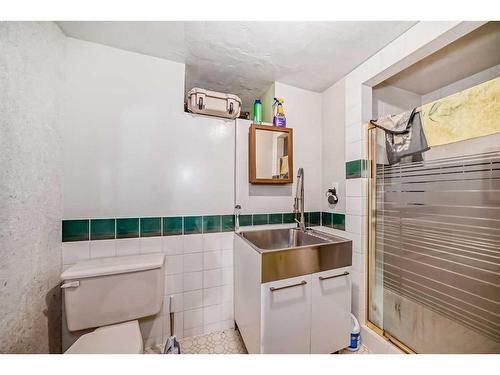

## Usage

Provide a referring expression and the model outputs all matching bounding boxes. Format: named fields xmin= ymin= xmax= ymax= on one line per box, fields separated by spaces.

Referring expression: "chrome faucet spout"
xmin=293 ymin=168 xmax=305 ymax=231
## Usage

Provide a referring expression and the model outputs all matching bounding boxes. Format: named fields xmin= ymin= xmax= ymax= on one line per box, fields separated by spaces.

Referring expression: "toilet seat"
xmin=65 ymin=320 xmax=144 ymax=354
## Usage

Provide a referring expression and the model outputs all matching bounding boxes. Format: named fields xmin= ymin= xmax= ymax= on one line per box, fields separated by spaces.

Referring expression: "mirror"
xmin=249 ymin=124 xmax=293 ymax=184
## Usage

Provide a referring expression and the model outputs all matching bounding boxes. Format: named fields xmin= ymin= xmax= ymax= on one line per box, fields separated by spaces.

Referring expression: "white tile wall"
xmin=61 ymin=231 xmax=235 ymax=349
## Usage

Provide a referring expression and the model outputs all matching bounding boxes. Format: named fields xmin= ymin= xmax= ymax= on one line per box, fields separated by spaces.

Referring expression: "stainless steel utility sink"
xmin=237 ymin=228 xmax=352 ymax=283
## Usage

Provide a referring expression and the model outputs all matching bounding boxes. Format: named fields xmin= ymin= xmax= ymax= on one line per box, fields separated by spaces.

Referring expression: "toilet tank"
xmin=61 ymin=254 xmax=165 ymax=332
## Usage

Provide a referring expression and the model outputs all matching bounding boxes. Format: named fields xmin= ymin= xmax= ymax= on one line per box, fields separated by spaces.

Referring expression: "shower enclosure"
xmin=366 ymin=121 xmax=500 ymax=354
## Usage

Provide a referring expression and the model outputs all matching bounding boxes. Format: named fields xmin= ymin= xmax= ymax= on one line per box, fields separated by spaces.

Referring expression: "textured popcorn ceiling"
xmin=58 ymin=21 xmax=416 ymax=110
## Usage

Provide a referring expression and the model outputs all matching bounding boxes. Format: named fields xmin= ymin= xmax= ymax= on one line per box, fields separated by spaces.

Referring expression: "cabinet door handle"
xmin=270 ymin=280 xmax=307 ymax=292
xmin=319 ymin=271 xmax=349 ymax=281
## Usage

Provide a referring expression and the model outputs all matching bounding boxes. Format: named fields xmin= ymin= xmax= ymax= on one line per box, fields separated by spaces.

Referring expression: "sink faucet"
xmin=293 ymin=168 xmax=305 ymax=231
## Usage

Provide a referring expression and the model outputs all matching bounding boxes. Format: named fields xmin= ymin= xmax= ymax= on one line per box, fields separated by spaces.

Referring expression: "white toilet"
xmin=61 ymin=253 xmax=165 ymax=354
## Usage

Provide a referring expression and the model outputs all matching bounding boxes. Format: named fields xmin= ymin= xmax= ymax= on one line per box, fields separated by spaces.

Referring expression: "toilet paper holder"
xmin=326 ymin=187 xmax=339 ymax=205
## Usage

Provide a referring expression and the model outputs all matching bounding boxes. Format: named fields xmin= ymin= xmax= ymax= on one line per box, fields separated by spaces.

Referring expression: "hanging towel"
xmin=370 ymin=108 xmax=430 ymax=165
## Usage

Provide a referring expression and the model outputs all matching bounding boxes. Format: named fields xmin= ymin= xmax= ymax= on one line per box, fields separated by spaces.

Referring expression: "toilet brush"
xmin=163 ymin=296 xmax=181 ymax=354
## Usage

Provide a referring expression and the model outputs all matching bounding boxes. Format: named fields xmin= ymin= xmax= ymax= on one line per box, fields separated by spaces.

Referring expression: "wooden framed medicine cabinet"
xmin=249 ymin=124 xmax=293 ymax=184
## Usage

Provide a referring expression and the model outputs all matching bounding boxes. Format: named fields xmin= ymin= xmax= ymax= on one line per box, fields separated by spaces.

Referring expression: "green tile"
xmin=283 ymin=213 xmax=296 ymax=224
xmin=62 ymin=219 xmax=89 ymax=242
xmin=239 ymin=214 xmax=253 ymax=227
xmin=184 ymin=216 xmax=202 ymax=235
xmin=90 ymin=219 xmax=115 ymax=240
xmin=163 ymin=217 xmax=183 ymax=236
xmin=303 ymin=212 xmax=311 ymax=226
xmin=253 ymin=214 xmax=269 ymax=225
xmin=116 ymin=218 xmax=139 ymax=239
xmin=222 ymin=215 xmax=235 ymax=232
xmin=203 ymin=215 xmax=221 ymax=233
xmin=269 ymin=213 xmax=283 ymax=224
xmin=140 ymin=217 xmax=161 ymax=237
xmin=322 ymin=212 xmax=332 ymax=227
xmin=346 ymin=159 xmax=368 ymax=179
xmin=309 ymin=212 xmax=321 ymax=226
xmin=332 ymin=213 xmax=346 ymax=230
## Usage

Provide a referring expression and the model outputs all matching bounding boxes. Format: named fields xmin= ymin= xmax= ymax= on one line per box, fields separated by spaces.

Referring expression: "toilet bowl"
xmin=61 ymin=254 xmax=165 ymax=354
xmin=65 ymin=320 xmax=143 ymax=354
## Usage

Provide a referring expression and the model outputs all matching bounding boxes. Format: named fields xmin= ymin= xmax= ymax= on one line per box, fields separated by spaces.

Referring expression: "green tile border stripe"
xmin=346 ymin=159 xmax=368 ymax=179
xmin=62 ymin=211 xmax=338 ymax=241
xmin=320 ymin=211 xmax=345 ymax=231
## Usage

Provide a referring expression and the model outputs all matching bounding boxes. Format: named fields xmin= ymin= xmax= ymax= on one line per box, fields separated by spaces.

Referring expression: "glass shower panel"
xmin=369 ymin=134 xmax=500 ymax=353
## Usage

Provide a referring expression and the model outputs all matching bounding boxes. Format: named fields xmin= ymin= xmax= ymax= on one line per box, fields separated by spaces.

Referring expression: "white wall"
xmin=63 ymin=38 xmax=235 ymax=219
xmin=0 ymin=21 xmax=65 ymax=353
xmin=422 ymin=63 xmax=500 ymax=104
xmin=321 ymin=78 xmax=346 ymax=213
xmin=372 ymin=84 xmax=422 ymax=119
xmin=235 ymin=82 xmax=323 ymax=214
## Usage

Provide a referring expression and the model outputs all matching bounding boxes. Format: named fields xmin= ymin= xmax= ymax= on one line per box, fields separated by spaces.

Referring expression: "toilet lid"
xmin=65 ymin=320 xmax=144 ymax=354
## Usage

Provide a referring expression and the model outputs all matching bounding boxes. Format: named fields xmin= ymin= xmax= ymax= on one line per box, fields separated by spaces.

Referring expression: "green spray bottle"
xmin=253 ymin=99 xmax=262 ymax=124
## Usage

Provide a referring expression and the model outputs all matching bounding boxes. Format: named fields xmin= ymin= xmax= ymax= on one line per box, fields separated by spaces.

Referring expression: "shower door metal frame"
xmin=365 ymin=124 xmax=415 ymax=354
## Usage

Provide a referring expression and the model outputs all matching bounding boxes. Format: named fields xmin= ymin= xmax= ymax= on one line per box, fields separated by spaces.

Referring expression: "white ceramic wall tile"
xmin=221 ymin=285 xmax=233 ymax=303
xmin=346 ymin=196 xmax=365 ymax=216
xmin=222 ymin=249 xmax=233 ymax=267
xmin=140 ymin=237 xmax=162 ymax=254
xmin=202 ymin=232 xmax=233 ymax=251
xmin=203 ymin=304 xmax=223 ymax=325
xmin=350 ymin=233 xmax=365 ymax=254
xmin=90 ymin=240 xmax=116 ymax=259
xmin=346 ymin=140 xmax=365 ymax=162
xmin=221 ymin=302 xmax=234 ymax=321
xmin=346 ymin=123 xmax=363 ymax=144
xmin=183 ymin=253 xmax=203 ymax=273
xmin=183 ymin=308 xmax=203 ymax=330
xmin=203 ymin=269 xmax=224 ymax=288
xmin=203 ymin=286 xmax=223 ymax=306
xmin=220 ymin=232 xmax=234 ymax=250
xmin=62 ymin=241 xmax=90 ymax=265
xmin=222 ymin=267 xmax=233 ymax=286
xmin=183 ymin=326 xmax=204 ymax=338
xmin=346 ymin=214 xmax=366 ymax=236
xmin=163 ymin=235 xmax=183 ymax=255
xmin=165 ymin=274 xmax=183 ymax=295
xmin=203 ymin=233 xmax=224 ymax=252
xmin=346 ymin=179 xmax=367 ymax=197
xmin=183 ymin=271 xmax=203 ymax=292
xmin=346 ymin=104 xmax=362 ymax=126
xmin=183 ymin=234 xmax=203 ymax=254
xmin=203 ymin=250 xmax=223 ymax=270
xmin=165 ymin=255 xmax=184 ymax=275
xmin=183 ymin=290 xmax=203 ymax=310
xmin=352 ymin=252 xmax=364 ymax=274
xmin=115 ymin=238 xmax=140 ymax=256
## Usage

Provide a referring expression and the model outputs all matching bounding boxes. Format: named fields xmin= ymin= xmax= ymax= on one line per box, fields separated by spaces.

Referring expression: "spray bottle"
xmin=273 ymin=97 xmax=286 ymax=128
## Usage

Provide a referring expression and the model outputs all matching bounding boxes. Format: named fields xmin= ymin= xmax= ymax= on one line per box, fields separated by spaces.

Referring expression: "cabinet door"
xmin=261 ymin=274 xmax=312 ymax=353
xmin=311 ymin=267 xmax=351 ymax=353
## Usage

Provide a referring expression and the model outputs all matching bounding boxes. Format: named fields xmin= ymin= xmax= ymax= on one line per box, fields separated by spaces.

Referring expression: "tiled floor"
xmin=146 ymin=328 xmax=370 ymax=354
